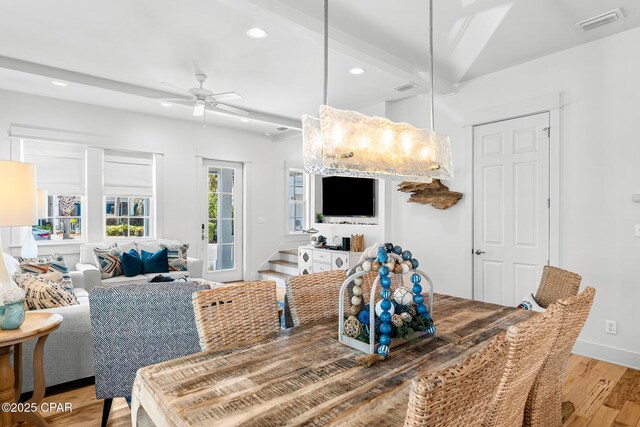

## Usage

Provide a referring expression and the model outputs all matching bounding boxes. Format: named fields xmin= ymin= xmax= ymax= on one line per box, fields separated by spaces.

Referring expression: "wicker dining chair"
xmin=192 ymin=281 xmax=280 ymax=351
xmin=482 ymin=304 xmax=561 ymax=427
xmin=534 ymin=266 xmax=582 ymax=308
xmin=524 ymin=287 xmax=596 ymax=427
xmin=285 ymin=270 xmax=346 ymax=327
xmin=404 ymin=333 xmax=509 ymax=427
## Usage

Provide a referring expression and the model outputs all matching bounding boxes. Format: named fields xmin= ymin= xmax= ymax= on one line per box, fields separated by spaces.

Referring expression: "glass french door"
xmin=201 ymin=159 xmax=243 ymax=282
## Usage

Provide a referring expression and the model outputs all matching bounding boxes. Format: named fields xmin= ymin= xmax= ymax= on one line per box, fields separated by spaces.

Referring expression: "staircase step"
xmin=270 ymin=260 xmax=298 ymax=268
xmin=279 ymin=249 xmax=298 ymax=256
xmin=258 ymin=269 xmax=292 ymax=280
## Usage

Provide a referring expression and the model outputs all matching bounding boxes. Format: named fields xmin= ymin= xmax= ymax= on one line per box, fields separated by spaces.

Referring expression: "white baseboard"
xmin=572 ymin=339 xmax=640 ymax=370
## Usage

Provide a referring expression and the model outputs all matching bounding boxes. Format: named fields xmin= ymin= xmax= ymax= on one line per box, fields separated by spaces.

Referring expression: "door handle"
xmin=474 ymin=249 xmax=486 ymax=255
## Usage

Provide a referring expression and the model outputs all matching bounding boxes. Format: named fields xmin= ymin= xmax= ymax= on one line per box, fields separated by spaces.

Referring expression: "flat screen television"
xmin=322 ymin=176 xmax=375 ymax=217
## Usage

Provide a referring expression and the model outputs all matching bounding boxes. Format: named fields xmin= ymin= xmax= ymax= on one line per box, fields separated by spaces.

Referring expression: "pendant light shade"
xmin=302 ymin=0 xmax=452 ymax=182
xmin=303 ymin=106 xmax=452 ymax=181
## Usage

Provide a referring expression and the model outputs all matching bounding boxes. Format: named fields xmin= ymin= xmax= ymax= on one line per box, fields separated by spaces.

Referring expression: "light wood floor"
xmin=19 ymin=355 xmax=640 ymax=426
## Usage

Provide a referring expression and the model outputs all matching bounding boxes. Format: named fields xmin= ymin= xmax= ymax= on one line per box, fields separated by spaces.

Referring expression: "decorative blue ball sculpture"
xmin=358 ymin=305 xmax=371 ymax=325
xmin=343 ymin=242 xmax=434 ymax=359
xmin=373 ymin=243 xmax=433 ymax=358
xmin=377 ymin=258 xmax=393 ymax=357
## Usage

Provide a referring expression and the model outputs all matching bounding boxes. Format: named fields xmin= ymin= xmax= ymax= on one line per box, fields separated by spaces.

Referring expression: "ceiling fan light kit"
xmin=302 ymin=0 xmax=453 ymax=182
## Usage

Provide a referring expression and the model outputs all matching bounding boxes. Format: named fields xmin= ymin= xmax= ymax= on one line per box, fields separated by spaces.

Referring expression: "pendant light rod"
xmin=429 ymin=0 xmax=435 ymax=131
xmin=323 ymin=0 xmax=329 ymax=106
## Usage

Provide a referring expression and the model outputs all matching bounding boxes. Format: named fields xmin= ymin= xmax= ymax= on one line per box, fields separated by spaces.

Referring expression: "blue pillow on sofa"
xmin=141 ymin=248 xmax=169 ymax=274
xmin=120 ymin=249 xmax=143 ymax=277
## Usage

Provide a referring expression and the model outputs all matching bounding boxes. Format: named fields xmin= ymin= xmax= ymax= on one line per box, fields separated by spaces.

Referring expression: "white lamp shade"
xmin=37 ymin=189 xmax=48 ymax=219
xmin=0 ymin=161 xmax=38 ymax=226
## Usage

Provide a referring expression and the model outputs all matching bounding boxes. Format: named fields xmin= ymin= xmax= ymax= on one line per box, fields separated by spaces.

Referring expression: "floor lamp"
xmin=0 ymin=160 xmax=38 ymax=293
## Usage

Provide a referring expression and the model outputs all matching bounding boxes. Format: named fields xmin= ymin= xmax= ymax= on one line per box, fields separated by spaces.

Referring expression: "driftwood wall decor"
xmin=398 ymin=179 xmax=463 ymax=209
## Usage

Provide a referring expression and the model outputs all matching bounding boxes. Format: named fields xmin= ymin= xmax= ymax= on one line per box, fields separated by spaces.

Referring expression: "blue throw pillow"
xmin=141 ymin=248 xmax=169 ymax=274
xmin=120 ymin=249 xmax=143 ymax=277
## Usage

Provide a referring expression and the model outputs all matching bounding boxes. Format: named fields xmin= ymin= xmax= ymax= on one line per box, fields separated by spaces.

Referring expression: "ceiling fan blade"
xmin=160 ymin=81 xmax=192 ymax=95
xmin=210 ymin=92 xmax=242 ymax=102
xmin=159 ymin=98 xmax=193 ymax=102
xmin=213 ymin=103 xmax=250 ymax=116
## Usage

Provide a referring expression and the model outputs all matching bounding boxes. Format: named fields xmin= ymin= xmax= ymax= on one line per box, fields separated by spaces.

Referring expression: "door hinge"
xmin=547 ymin=198 xmax=550 ymax=208
xmin=543 ymin=127 xmax=550 ymax=137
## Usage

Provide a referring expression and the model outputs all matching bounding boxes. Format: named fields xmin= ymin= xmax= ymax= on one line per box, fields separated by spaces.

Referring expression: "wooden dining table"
xmin=131 ymin=294 xmax=533 ymax=427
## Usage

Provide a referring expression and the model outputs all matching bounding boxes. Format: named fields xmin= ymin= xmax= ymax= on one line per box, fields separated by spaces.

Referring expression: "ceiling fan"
xmin=160 ymin=73 xmax=249 ymax=118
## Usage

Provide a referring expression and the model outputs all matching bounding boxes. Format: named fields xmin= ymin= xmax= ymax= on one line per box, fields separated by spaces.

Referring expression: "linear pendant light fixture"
xmin=302 ymin=0 xmax=453 ymax=182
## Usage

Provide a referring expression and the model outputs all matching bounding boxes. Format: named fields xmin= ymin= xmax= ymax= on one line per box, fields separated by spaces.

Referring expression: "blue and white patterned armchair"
xmin=89 ymin=282 xmax=208 ymax=426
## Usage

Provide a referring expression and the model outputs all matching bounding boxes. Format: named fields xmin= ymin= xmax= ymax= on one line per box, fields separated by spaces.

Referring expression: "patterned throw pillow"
xmin=18 ymin=253 xmax=74 ymax=294
xmin=13 ymin=272 xmax=78 ymax=310
xmin=160 ymin=243 xmax=189 ymax=271
xmin=517 ymin=293 xmax=546 ymax=312
xmin=94 ymin=244 xmax=124 ymax=279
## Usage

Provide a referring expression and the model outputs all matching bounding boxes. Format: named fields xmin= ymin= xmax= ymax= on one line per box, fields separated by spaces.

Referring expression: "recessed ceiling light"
xmin=246 ymin=27 xmax=268 ymax=38
xmin=160 ymin=102 xmax=172 ymax=107
xmin=240 ymin=118 xmax=250 ymax=122
xmin=349 ymin=67 xmax=366 ymax=75
xmin=51 ymin=80 xmax=68 ymax=87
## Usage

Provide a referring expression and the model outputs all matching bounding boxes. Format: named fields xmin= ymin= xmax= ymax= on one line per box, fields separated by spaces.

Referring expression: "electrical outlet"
xmin=635 ymin=224 xmax=640 ymax=237
xmin=606 ymin=320 xmax=617 ymax=335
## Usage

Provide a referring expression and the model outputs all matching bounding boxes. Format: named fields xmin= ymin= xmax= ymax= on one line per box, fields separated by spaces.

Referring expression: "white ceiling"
xmin=0 ymin=0 xmax=638 ymax=132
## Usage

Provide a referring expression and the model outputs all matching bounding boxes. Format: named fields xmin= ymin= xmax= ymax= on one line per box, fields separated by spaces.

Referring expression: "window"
xmin=21 ymin=140 xmax=87 ymax=242
xmin=105 ymin=196 xmax=152 ymax=238
xmin=287 ymin=169 xmax=306 ymax=233
xmin=207 ymin=166 xmax=236 ymax=271
xmin=34 ymin=195 xmax=83 ymax=241
xmin=103 ymin=150 xmax=155 ymax=239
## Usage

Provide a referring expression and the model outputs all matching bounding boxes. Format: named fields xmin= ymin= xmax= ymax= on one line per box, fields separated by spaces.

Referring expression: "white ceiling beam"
xmin=219 ymin=0 xmax=456 ymax=96
xmin=0 ymin=55 xmax=302 ymax=130
xmin=170 ymin=100 xmax=302 ymax=130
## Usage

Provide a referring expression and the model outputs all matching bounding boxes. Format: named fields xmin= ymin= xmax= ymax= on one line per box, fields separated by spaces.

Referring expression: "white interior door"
xmin=201 ymin=159 xmax=243 ymax=282
xmin=473 ymin=113 xmax=550 ymax=306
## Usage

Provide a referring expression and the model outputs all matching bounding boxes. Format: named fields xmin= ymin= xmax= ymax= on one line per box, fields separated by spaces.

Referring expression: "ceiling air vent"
xmin=576 ymin=8 xmax=624 ymax=32
xmin=393 ymin=82 xmax=419 ymax=92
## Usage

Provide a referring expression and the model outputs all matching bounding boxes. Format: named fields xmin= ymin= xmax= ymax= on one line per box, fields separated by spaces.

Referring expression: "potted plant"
xmin=316 ymin=212 xmax=324 ymax=223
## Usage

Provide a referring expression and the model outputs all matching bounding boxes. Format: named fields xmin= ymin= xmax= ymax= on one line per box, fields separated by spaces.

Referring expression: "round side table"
xmin=0 ymin=311 xmax=62 ymax=427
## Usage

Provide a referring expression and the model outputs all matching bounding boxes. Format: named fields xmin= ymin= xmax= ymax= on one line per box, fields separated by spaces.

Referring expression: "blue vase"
xmin=0 ymin=301 xmax=26 ymax=330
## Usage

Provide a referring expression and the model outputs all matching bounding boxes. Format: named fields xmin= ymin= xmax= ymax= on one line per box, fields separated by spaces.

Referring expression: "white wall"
xmin=0 ymin=89 xmax=304 ymax=278
xmin=388 ymin=28 xmax=640 ymax=368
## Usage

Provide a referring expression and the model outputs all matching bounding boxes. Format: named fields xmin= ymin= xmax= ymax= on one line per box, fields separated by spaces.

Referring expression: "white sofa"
xmin=3 ymin=253 xmax=93 ymax=392
xmin=76 ymin=239 xmax=204 ymax=290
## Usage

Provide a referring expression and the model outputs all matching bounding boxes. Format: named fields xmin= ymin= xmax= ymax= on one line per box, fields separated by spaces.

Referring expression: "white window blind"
xmin=22 ymin=140 xmax=87 ymax=194
xmin=103 ymin=149 xmax=154 ymax=197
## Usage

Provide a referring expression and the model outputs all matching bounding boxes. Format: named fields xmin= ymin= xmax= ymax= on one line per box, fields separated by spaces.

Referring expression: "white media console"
xmin=298 ymin=246 xmax=362 ymax=275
